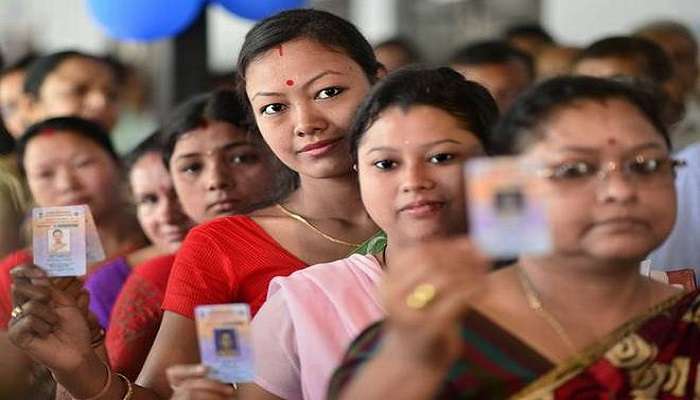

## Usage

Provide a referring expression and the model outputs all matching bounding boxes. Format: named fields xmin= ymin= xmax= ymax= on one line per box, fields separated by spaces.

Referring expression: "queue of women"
xmin=1 ymin=7 xmax=700 ymax=400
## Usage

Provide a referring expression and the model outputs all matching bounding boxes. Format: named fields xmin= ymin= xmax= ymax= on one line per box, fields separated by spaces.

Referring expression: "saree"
xmin=329 ymin=290 xmax=700 ymax=399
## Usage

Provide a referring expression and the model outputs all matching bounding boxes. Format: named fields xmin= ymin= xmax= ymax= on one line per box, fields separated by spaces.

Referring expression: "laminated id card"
xmin=32 ymin=205 xmax=105 ymax=276
xmin=465 ymin=157 xmax=552 ymax=259
xmin=195 ymin=303 xmax=254 ymax=384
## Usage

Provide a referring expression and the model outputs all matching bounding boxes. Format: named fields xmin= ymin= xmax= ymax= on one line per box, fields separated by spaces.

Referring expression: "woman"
xmin=329 ymin=76 xmax=693 ymax=399
xmin=84 ymin=133 xmax=195 ymax=330
xmin=20 ymin=50 xmax=120 ymax=133
xmin=245 ymin=67 xmax=498 ymax=400
xmin=0 ymin=116 xmax=146 ymax=397
xmin=7 ymin=9 xmax=380 ymax=400
xmin=106 ymin=89 xmax=277 ymax=380
xmin=0 ymin=116 xmax=146 ymax=328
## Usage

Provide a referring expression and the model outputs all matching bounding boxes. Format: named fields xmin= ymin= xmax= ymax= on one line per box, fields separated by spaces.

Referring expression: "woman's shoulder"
xmin=190 ymin=215 xmax=263 ymax=238
xmin=274 ymin=254 xmax=382 ymax=289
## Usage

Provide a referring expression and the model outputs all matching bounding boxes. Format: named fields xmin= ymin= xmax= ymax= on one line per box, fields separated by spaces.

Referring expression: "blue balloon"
xmin=214 ymin=0 xmax=307 ymax=21
xmin=87 ymin=0 xmax=205 ymax=41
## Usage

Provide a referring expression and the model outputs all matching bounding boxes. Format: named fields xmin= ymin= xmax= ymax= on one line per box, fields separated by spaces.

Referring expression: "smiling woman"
xmin=246 ymin=66 xmax=498 ymax=400
xmin=3 ymin=9 xmax=382 ymax=400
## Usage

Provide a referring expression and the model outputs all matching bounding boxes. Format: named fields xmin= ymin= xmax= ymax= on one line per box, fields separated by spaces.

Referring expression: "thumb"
xmin=51 ymin=286 xmax=79 ymax=307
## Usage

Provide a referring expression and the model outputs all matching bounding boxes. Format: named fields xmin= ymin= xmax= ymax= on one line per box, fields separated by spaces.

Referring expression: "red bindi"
xmin=277 ymin=45 xmax=284 ymax=57
xmin=285 ymin=79 xmax=294 ymax=86
xmin=607 ymin=138 xmax=617 ymax=145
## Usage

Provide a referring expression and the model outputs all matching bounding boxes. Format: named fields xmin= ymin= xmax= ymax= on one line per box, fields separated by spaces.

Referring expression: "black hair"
xmin=492 ymin=75 xmax=671 ymax=155
xmin=17 ymin=116 xmax=119 ymax=175
xmin=0 ymin=124 xmax=13 ymax=155
xmin=234 ymin=8 xmax=380 ymax=203
xmin=23 ymin=50 xmax=115 ymax=98
xmin=124 ymin=132 xmax=162 ymax=172
xmin=503 ymin=23 xmax=554 ymax=44
xmin=0 ymin=54 xmax=37 ymax=80
xmin=449 ymin=40 xmax=535 ymax=81
xmin=373 ymin=36 xmax=423 ymax=64
xmin=349 ymin=66 xmax=499 ymax=159
xmin=160 ymin=89 xmax=251 ymax=168
xmin=574 ymin=36 xmax=673 ymax=84
xmin=635 ymin=20 xmax=698 ymax=53
xmin=236 ymin=9 xmax=380 ymax=85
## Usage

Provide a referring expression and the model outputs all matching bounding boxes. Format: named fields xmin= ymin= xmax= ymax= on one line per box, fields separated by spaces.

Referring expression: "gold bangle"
xmin=78 ymin=359 xmax=112 ymax=400
xmin=115 ymin=372 xmax=134 ymax=400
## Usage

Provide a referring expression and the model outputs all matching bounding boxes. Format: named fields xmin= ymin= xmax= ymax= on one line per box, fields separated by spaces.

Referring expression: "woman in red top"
xmin=106 ymin=89 xmax=277 ymax=380
xmin=7 ymin=9 xmax=380 ymax=400
xmin=0 ymin=116 xmax=147 ymax=396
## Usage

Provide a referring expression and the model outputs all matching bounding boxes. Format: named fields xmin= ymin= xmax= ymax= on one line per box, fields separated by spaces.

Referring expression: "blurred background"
xmin=0 ymin=0 xmax=698 ymax=152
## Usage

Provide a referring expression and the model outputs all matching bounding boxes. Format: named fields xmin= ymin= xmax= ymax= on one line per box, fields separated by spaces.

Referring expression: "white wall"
xmin=207 ymin=0 xmax=399 ymax=72
xmin=0 ymin=0 xmax=109 ymax=62
xmin=543 ymin=0 xmax=700 ymax=46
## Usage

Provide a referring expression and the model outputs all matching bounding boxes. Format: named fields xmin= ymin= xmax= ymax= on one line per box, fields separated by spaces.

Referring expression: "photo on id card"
xmin=464 ymin=156 xmax=552 ymax=259
xmin=195 ymin=303 xmax=254 ymax=384
xmin=32 ymin=206 xmax=87 ymax=277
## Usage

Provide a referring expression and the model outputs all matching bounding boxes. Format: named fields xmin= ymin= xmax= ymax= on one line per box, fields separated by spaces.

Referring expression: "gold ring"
xmin=10 ymin=305 xmax=24 ymax=320
xmin=405 ymin=283 xmax=437 ymax=310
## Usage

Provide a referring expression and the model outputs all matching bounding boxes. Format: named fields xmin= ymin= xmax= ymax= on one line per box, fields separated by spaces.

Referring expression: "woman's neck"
xmin=287 ymin=172 xmax=368 ymax=220
xmin=96 ymin=210 xmax=145 ymax=259
xmin=519 ymin=255 xmax=648 ymax=320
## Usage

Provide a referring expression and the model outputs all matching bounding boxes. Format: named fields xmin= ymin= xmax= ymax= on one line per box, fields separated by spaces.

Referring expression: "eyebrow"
xmin=174 ymin=142 xmax=253 ymax=161
xmin=553 ymin=142 xmax=665 ymax=154
xmin=365 ymin=139 xmax=465 ymax=154
xmin=250 ymin=70 xmax=344 ymax=101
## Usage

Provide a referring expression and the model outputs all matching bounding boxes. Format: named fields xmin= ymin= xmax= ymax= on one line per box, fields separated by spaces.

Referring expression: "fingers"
xmin=11 ymin=283 xmax=51 ymax=307
xmin=168 ymin=365 xmax=236 ymax=400
xmin=8 ymin=300 xmax=60 ymax=348
xmin=167 ymin=364 xmax=209 ymax=387
xmin=51 ymin=277 xmax=83 ymax=298
xmin=174 ymin=380 xmax=236 ymax=399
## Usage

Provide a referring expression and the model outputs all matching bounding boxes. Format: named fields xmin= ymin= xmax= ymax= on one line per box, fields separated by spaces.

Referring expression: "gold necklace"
xmin=516 ymin=266 xmax=578 ymax=354
xmin=276 ymin=203 xmax=362 ymax=247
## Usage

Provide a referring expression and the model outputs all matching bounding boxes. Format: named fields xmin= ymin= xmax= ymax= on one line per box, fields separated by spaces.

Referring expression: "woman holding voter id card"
xmin=244 ymin=67 xmax=497 ymax=400
xmin=0 ymin=116 xmax=147 ymax=395
xmin=5 ymin=9 xmax=381 ymax=400
xmin=329 ymin=76 xmax=698 ymax=399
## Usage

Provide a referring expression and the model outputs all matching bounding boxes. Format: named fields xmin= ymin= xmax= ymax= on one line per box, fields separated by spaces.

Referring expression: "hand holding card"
xmin=195 ymin=303 xmax=254 ymax=384
xmin=465 ymin=157 xmax=552 ymax=259
xmin=32 ymin=205 xmax=105 ymax=277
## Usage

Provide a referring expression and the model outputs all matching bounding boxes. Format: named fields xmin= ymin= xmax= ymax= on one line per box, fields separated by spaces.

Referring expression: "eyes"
xmin=258 ymin=86 xmax=345 ymax=115
xmin=372 ymin=153 xmax=456 ymax=171
xmin=137 ymin=194 xmax=159 ymax=206
xmin=538 ymin=156 xmax=684 ymax=182
xmin=30 ymin=157 xmax=97 ymax=180
xmin=177 ymin=152 xmax=261 ymax=176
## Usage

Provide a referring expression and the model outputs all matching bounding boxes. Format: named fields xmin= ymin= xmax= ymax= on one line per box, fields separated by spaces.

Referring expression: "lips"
xmin=206 ymin=199 xmax=241 ymax=215
xmin=161 ymin=227 xmax=190 ymax=242
xmin=298 ymin=137 xmax=344 ymax=156
xmin=594 ymin=217 xmax=649 ymax=231
xmin=60 ymin=196 xmax=91 ymax=206
xmin=399 ymin=200 xmax=446 ymax=218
